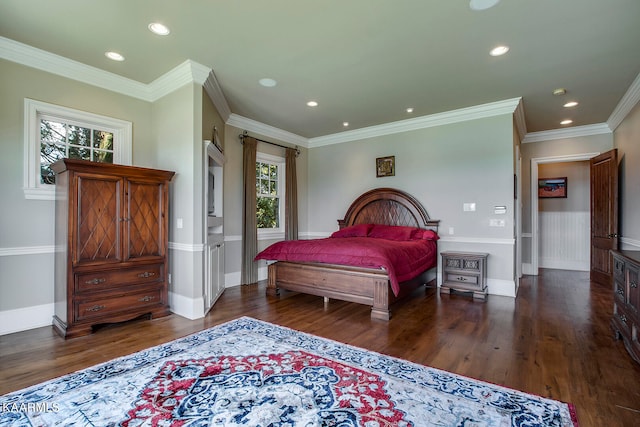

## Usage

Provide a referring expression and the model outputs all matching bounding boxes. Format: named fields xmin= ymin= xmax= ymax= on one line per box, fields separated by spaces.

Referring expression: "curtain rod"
xmin=239 ymin=131 xmax=300 ymax=157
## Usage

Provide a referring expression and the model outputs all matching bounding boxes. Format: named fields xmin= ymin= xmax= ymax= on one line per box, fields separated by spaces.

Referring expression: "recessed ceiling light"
xmin=307 ymin=101 xmax=318 ymax=107
xmin=406 ymin=107 xmax=414 ymax=113
xmin=343 ymin=122 xmax=349 ymax=127
xmin=470 ymin=0 xmax=501 ymax=11
xmin=148 ymin=22 xmax=170 ymax=36
xmin=105 ymin=51 xmax=125 ymax=61
xmin=560 ymin=119 xmax=573 ymax=125
xmin=259 ymin=78 xmax=277 ymax=87
xmin=564 ymin=101 xmax=579 ymax=108
xmin=489 ymin=45 xmax=509 ymax=56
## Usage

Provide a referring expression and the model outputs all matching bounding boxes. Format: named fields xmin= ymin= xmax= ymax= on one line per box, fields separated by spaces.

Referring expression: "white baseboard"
xmin=0 ymin=303 xmax=54 ymax=335
xmin=487 ymin=278 xmax=517 ymax=297
xmin=522 ymin=263 xmax=535 ymax=275
xmin=620 ymin=237 xmax=640 ymax=250
xmin=0 ymin=295 xmax=208 ymax=335
xmin=168 ymin=292 xmax=204 ymax=320
xmin=539 ymin=258 xmax=589 ymax=272
xmin=223 ymin=267 xmax=268 ymax=288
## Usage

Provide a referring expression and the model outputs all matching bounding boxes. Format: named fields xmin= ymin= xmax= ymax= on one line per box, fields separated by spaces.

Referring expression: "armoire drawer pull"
xmin=617 ymin=289 xmax=624 ymax=295
xmin=457 ymin=276 xmax=467 ymax=282
xmin=137 ymin=271 xmax=156 ymax=278
xmin=631 ymin=282 xmax=638 ymax=289
xmin=86 ymin=305 xmax=105 ymax=312
xmin=619 ymin=314 xmax=627 ymax=323
xmin=85 ymin=278 xmax=106 ymax=285
xmin=138 ymin=295 xmax=155 ymax=302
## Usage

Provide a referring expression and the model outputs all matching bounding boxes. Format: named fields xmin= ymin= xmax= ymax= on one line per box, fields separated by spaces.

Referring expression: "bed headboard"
xmin=338 ymin=188 xmax=439 ymax=232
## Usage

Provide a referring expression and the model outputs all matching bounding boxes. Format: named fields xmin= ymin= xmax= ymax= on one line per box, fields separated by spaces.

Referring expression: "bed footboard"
xmin=266 ymin=261 xmax=432 ymax=320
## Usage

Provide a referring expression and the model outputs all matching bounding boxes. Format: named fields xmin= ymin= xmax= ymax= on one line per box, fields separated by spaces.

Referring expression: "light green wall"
xmin=0 ymin=59 xmax=154 ymax=312
xmin=538 ymin=161 xmax=590 ymax=213
xmin=614 ymin=100 xmax=640 ymax=247
xmin=152 ymin=83 xmax=202 ymax=301
xmin=223 ymin=124 xmax=309 ymax=277
xmin=307 ymin=114 xmax=517 ymax=290
xmin=308 ymin=115 xmax=515 ymax=237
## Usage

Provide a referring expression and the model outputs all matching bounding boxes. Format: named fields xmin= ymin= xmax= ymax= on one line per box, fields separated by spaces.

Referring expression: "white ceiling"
xmin=1 ymin=0 xmax=639 ymax=139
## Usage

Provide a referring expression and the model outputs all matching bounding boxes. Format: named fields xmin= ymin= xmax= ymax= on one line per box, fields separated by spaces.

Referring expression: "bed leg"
xmin=266 ymin=263 xmax=279 ymax=296
xmin=371 ymin=279 xmax=391 ymax=321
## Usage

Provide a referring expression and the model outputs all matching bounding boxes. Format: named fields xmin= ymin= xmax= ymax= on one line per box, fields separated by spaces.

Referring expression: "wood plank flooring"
xmin=1 ymin=269 xmax=639 ymax=426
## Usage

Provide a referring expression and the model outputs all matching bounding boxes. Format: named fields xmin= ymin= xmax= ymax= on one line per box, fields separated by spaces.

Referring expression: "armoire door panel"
xmin=125 ymin=180 xmax=165 ymax=260
xmin=75 ymin=174 xmax=122 ymax=265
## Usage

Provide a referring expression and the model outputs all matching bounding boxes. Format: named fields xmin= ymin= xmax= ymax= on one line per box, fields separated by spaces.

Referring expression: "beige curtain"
xmin=285 ymin=147 xmax=299 ymax=240
xmin=241 ymin=137 xmax=258 ymax=285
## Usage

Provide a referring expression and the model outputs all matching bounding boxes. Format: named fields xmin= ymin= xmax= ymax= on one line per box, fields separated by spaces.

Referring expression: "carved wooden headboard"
xmin=338 ymin=188 xmax=439 ymax=232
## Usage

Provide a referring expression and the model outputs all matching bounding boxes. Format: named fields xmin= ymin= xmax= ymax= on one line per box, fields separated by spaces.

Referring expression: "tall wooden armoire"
xmin=51 ymin=159 xmax=175 ymax=338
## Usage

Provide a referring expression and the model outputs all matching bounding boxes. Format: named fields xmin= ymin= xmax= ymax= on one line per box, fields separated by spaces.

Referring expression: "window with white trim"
xmin=24 ymin=99 xmax=132 ymax=200
xmin=256 ymin=152 xmax=285 ymax=237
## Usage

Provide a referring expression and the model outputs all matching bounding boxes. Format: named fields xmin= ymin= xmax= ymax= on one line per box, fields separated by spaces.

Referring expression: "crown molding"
xmin=607 ymin=71 xmax=640 ymax=131
xmin=0 ymin=36 xmax=154 ymax=100
xmin=203 ymin=69 xmax=232 ymax=121
xmin=522 ymin=123 xmax=612 ymax=143
xmin=0 ymin=37 xmax=213 ymax=103
xmin=513 ymin=98 xmax=527 ymax=141
xmin=308 ymin=97 xmax=522 ymax=147
xmin=226 ymin=113 xmax=309 ymax=148
xmin=148 ymin=59 xmax=211 ymax=102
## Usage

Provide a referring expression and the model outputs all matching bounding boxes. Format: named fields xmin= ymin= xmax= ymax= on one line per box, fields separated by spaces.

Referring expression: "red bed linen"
xmin=255 ymin=236 xmax=437 ymax=296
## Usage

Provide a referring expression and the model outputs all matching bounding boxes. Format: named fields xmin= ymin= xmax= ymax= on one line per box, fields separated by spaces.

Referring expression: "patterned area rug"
xmin=0 ymin=317 xmax=578 ymax=426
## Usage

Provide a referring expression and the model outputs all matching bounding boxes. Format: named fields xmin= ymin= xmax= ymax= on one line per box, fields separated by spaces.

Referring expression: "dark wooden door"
xmin=125 ymin=179 xmax=167 ymax=260
xmin=590 ymin=149 xmax=618 ymax=285
xmin=75 ymin=174 xmax=122 ymax=265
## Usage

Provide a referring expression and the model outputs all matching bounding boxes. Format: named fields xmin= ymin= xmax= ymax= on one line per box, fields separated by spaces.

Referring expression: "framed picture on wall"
xmin=376 ymin=156 xmax=395 ymax=178
xmin=538 ymin=177 xmax=567 ymax=198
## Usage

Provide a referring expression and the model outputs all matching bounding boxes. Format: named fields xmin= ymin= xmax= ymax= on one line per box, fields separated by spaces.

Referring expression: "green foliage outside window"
xmin=257 ymin=197 xmax=279 ymax=228
xmin=40 ymin=119 xmax=114 ymax=184
xmin=256 ymin=161 xmax=280 ymax=229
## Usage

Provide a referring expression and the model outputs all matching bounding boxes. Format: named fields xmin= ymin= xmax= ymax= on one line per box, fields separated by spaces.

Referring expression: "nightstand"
xmin=440 ymin=251 xmax=488 ymax=300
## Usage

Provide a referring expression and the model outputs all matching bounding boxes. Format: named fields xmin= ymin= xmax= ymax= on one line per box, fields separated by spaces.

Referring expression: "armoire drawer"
xmin=74 ymin=288 xmax=164 ymax=321
xmin=75 ymin=264 xmax=163 ymax=292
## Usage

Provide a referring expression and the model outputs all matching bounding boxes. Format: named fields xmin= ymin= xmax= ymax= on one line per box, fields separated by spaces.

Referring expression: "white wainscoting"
xmin=539 ymin=211 xmax=590 ymax=271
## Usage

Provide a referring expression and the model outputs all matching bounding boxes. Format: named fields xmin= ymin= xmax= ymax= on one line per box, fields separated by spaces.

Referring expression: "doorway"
xmin=530 ymin=153 xmax=600 ymax=274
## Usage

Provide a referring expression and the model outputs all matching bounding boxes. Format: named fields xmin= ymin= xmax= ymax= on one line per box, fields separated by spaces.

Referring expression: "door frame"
xmin=530 ymin=152 xmax=600 ymax=275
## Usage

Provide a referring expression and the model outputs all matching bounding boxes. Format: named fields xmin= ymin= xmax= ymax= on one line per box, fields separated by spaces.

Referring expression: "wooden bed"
xmin=266 ymin=188 xmax=439 ymax=320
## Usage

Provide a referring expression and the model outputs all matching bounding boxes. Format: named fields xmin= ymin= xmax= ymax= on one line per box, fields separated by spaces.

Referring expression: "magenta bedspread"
xmin=255 ymin=236 xmax=438 ymax=296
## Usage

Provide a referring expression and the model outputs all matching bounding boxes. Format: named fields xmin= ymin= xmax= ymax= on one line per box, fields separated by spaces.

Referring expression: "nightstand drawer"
xmin=444 ymin=257 xmax=483 ymax=272
xmin=445 ymin=273 xmax=479 ymax=286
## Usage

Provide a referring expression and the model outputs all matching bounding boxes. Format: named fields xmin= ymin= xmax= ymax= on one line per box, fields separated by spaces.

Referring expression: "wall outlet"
xmin=463 ymin=203 xmax=476 ymax=212
xmin=177 ymin=218 xmax=183 ymax=229
xmin=168 ymin=273 xmax=172 ymax=284
xmin=489 ymin=219 xmax=506 ymax=227
xmin=449 ymin=227 xmax=454 ymax=235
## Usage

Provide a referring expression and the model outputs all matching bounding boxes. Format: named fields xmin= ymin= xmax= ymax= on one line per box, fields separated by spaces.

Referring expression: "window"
xmin=256 ymin=152 xmax=285 ymax=236
xmin=24 ymin=99 xmax=132 ymax=200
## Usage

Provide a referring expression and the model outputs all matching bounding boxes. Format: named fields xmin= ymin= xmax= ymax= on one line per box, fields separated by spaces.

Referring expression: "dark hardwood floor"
xmin=1 ymin=269 xmax=639 ymax=426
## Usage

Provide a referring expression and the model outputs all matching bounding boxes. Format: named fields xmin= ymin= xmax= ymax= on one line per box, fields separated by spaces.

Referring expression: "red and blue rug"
xmin=0 ymin=317 xmax=578 ymax=426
